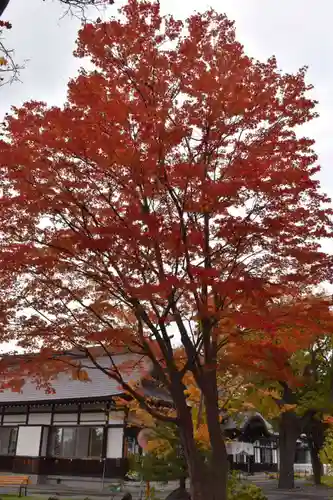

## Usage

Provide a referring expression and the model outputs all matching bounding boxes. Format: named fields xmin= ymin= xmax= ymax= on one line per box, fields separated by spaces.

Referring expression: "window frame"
xmin=0 ymin=426 xmax=18 ymax=456
xmin=48 ymin=425 xmax=105 ymax=459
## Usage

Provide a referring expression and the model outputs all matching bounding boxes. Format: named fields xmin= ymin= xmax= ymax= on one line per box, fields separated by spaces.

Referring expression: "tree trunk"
xmin=278 ymin=412 xmax=300 ymax=489
xmin=181 ymin=444 xmax=227 ymax=500
xmin=310 ymin=443 xmax=323 ymax=485
xmin=179 ymin=415 xmax=229 ymax=500
xmin=179 ymin=476 xmax=186 ymax=490
xmin=306 ymin=417 xmax=326 ymax=485
xmin=204 ymin=375 xmax=228 ymax=500
xmin=173 ymin=374 xmax=228 ymax=500
xmin=178 ymin=422 xmax=210 ymax=500
xmin=0 ymin=0 xmax=10 ymax=18
xmin=182 ymin=438 xmax=227 ymax=500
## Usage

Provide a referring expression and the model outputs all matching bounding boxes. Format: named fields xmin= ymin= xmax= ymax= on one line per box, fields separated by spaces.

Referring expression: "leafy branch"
xmin=0 ymin=20 xmax=21 ymax=86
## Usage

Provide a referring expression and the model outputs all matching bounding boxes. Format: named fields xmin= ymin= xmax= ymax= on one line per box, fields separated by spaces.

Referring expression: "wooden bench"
xmin=0 ymin=475 xmax=30 ymax=497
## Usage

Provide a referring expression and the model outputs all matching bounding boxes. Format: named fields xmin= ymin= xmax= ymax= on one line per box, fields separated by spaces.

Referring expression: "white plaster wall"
xmin=106 ymin=427 xmax=123 ymax=458
xmin=272 ymin=449 xmax=278 ymax=464
xmin=16 ymin=426 xmax=42 ymax=456
xmin=53 ymin=413 xmax=77 ymax=423
xmin=109 ymin=411 xmax=125 ymax=424
xmin=80 ymin=412 xmax=105 ymax=424
xmin=324 ymin=464 xmax=333 ymax=475
xmin=294 ymin=463 xmax=312 ymax=474
xmin=254 ymin=447 xmax=260 ymax=463
xmin=3 ymin=414 xmax=26 ymax=424
xmin=28 ymin=413 xmax=51 ymax=425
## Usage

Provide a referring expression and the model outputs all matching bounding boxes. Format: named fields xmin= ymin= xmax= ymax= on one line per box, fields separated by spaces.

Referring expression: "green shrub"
xmin=322 ymin=475 xmax=333 ymax=488
xmin=228 ymin=472 xmax=267 ymax=500
xmin=229 ymin=484 xmax=267 ymax=500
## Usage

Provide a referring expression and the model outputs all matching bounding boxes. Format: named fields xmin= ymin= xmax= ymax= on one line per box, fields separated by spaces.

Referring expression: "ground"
xmin=262 ymin=486 xmax=331 ymax=499
xmin=256 ymin=478 xmax=332 ymax=500
xmin=1 ymin=478 xmax=333 ymax=500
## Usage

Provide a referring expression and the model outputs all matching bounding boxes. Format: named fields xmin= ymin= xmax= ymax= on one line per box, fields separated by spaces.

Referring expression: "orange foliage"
xmin=216 ymin=295 xmax=333 ymax=385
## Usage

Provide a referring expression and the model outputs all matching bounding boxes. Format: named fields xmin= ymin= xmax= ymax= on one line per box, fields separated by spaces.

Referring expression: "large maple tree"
xmin=0 ymin=1 xmax=332 ymax=498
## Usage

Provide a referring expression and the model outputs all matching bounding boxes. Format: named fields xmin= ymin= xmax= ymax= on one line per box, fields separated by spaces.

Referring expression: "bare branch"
xmin=0 ymin=0 xmax=113 ymax=19
xmin=0 ymin=22 xmax=22 ymax=86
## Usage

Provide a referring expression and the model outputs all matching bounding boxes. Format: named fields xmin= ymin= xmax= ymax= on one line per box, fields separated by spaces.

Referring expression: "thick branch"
xmin=82 ymin=349 xmax=178 ymax=424
xmin=0 ymin=0 xmax=9 ymax=18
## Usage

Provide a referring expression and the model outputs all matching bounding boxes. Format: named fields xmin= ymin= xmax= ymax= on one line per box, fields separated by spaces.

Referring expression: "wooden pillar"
xmin=105 ymin=401 xmax=110 ymax=424
xmin=77 ymin=403 xmax=81 ymax=425
xmin=50 ymin=404 xmax=55 ymax=425
xmin=101 ymin=427 xmax=108 ymax=461
xmin=122 ymin=408 xmax=129 ymax=458
xmin=102 ymin=403 xmax=109 ymax=461
xmin=25 ymin=405 xmax=30 ymax=425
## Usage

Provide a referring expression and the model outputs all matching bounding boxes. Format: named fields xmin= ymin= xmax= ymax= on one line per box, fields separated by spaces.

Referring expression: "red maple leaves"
xmin=0 ymin=0 xmax=331 ymax=388
xmin=0 ymin=4 xmax=331 ymax=495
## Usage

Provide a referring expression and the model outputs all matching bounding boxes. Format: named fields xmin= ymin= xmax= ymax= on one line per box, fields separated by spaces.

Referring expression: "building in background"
xmin=0 ymin=351 xmax=143 ymax=487
xmin=223 ymin=412 xmax=311 ymax=475
xmin=0 ymin=352 xmax=312 ymax=487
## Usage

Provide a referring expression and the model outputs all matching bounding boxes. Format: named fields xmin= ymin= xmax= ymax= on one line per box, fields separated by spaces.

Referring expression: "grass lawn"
xmin=0 ymin=497 xmax=80 ymax=500
xmin=0 ymin=496 xmax=74 ymax=500
xmin=0 ymin=497 xmax=42 ymax=500
xmin=0 ymin=497 xmax=51 ymax=500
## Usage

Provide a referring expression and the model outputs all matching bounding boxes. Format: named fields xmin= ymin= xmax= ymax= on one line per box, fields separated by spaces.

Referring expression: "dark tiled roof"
xmin=223 ymin=412 xmax=273 ymax=433
xmin=0 ymin=354 xmax=143 ymax=404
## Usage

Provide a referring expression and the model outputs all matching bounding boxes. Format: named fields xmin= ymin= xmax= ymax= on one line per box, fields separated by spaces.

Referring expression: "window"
xmin=62 ymin=428 xmax=75 ymax=457
xmin=88 ymin=427 xmax=103 ymax=457
xmin=260 ymin=446 xmax=273 ymax=464
xmin=124 ymin=436 xmax=140 ymax=457
xmin=0 ymin=427 xmax=18 ymax=455
xmin=295 ymin=448 xmax=309 ymax=464
xmin=49 ymin=428 xmax=62 ymax=456
xmin=235 ymin=453 xmax=247 ymax=464
xmin=48 ymin=427 xmax=104 ymax=458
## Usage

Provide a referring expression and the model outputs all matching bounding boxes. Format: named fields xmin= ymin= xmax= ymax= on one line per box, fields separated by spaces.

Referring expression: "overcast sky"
xmin=2 ymin=0 xmax=333 ymax=252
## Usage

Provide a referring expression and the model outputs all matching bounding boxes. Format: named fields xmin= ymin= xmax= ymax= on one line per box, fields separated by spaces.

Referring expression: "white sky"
xmin=1 ymin=0 xmax=333 ymax=250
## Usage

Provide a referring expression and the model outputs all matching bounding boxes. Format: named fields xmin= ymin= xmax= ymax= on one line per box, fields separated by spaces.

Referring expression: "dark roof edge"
xmin=0 ymin=394 xmax=129 ymax=407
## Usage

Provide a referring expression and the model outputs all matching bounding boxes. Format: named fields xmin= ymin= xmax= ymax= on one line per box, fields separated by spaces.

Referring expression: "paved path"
xmin=256 ymin=480 xmax=332 ymax=500
xmin=264 ymin=488 xmax=331 ymax=500
xmin=18 ymin=478 xmax=333 ymax=500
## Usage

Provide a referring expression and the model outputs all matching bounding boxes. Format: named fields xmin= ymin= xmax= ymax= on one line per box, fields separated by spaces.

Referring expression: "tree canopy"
xmin=0 ymin=1 xmax=332 ymax=498
xmin=236 ymin=324 xmax=333 ymax=488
